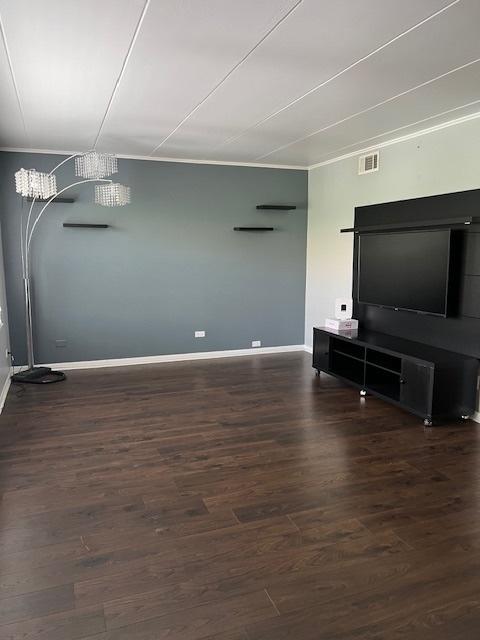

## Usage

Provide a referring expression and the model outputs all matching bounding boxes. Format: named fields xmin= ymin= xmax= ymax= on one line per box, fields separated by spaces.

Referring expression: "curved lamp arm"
xmin=25 ymin=177 xmax=111 ymax=277
xmin=17 ymin=151 xmax=122 ymax=372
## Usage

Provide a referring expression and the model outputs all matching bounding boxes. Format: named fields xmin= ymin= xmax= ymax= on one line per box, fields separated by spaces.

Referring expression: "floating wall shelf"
xmin=256 ymin=204 xmax=296 ymax=211
xmin=28 ymin=197 xmax=75 ymax=204
xmin=63 ymin=223 xmax=109 ymax=229
xmin=234 ymin=227 xmax=275 ymax=231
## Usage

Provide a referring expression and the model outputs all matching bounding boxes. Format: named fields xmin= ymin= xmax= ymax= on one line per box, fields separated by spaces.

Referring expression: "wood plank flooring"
xmin=1 ymin=352 xmax=480 ymax=639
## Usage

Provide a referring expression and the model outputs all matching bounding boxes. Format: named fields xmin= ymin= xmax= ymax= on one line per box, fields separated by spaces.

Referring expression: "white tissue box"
xmin=325 ymin=318 xmax=359 ymax=331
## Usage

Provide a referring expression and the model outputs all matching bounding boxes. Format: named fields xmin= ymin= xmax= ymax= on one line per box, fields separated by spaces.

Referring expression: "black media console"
xmin=313 ymin=327 xmax=478 ymax=426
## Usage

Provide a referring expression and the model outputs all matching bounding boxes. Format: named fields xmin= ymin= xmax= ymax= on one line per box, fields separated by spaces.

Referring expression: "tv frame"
xmin=357 ymin=229 xmax=452 ymax=318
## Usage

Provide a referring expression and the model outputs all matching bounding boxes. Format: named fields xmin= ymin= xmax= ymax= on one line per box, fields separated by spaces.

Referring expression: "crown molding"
xmin=0 ymin=146 xmax=307 ymax=171
xmin=4 ymin=106 xmax=479 ymax=173
xmin=307 ymin=108 xmax=480 ymax=170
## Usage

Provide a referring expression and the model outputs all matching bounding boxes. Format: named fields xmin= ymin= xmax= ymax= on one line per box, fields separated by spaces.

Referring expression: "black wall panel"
xmin=463 ymin=232 xmax=480 ymax=275
xmin=353 ymin=189 xmax=480 ymax=358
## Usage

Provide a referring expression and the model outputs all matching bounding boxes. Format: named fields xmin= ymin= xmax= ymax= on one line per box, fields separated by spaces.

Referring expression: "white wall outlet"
xmin=251 ymin=340 xmax=261 ymax=347
xmin=195 ymin=330 xmax=206 ymax=338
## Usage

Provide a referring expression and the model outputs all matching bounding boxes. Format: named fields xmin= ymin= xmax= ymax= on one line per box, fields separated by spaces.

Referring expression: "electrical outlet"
xmin=251 ymin=340 xmax=261 ymax=347
xmin=55 ymin=339 xmax=67 ymax=348
xmin=195 ymin=330 xmax=206 ymax=338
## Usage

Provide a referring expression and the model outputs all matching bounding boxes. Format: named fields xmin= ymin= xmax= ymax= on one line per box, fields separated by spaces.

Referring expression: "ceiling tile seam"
xmin=2 ymin=103 xmax=480 ymax=171
xmin=308 ymin=101 xmax=480 ymax=169
xmin=255 ymin=56 xmax=480 ymax=161
xmin=147 ymin=0 xmax=303 ymax=156
xmin=209 ymin=0 xmax=461 ymax=155
xmin=0 ymin=9 xmax=28 ymax=146
xmin=92 ymin=0 xmax=151 ymax=150
xmin=0 ymin=147 xmax=307 ymax=170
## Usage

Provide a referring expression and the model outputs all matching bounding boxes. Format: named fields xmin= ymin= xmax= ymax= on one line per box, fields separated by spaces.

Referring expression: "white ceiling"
xmin=1 ymin=0 xmax=479 ymax=168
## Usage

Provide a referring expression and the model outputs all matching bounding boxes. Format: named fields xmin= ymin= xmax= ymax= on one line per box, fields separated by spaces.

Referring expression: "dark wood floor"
xmin=1 ymin=352 xmax=480 ymax=639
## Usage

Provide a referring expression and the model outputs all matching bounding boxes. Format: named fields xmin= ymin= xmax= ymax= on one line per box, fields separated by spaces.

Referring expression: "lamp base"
xmin=11 ymin=366 xmax=66 ymax=384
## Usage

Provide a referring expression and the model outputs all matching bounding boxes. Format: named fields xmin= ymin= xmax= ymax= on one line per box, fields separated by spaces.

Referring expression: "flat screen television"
xmin=358 ymin=229 xmax=451 ymax=317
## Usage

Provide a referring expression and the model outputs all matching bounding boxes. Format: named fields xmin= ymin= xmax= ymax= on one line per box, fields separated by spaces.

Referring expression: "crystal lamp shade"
xmin=15 ymin=168 xmax=57 ymax=199
xmin=95 ymin=182 xmax=131 ymax=207
xmin=75 ymin=151 xmax=118 ymax=179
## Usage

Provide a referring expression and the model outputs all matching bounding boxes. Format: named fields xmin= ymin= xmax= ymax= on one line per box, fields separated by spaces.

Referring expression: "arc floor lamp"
xmin=11 ymin=151 xmax=131 ymax=384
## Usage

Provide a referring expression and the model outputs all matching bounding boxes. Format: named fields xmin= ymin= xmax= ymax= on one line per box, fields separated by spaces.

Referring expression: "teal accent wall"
xmin=0 ymin=152 xmax=307 ymax=365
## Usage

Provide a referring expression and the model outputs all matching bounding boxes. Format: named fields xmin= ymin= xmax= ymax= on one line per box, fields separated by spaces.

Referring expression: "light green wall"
xmin=306 ymin=116 xmax=480 ymax=417
xmin=306 ymin=116 xmax=480 ymax=347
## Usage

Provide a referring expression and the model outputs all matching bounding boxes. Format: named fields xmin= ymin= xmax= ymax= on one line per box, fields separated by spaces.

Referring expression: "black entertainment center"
xmin=313 ymin=188 xmax=480 ymax=425
xmin=313 ymin=327 xmax=477 ymax=426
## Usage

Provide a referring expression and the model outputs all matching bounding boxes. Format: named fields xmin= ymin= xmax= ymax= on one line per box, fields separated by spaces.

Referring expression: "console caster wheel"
xmin=360 ymin=389 xmax=367 ymax=397
xmin=315 ymin=370 xmax=320 ymax=377
xmin=423 ymin=418 xmax=433 ymax=427
xmin=461 ymin=415 xmax=470 ymax=421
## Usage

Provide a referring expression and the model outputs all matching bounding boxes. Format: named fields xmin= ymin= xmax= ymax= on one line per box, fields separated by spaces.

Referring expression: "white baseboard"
xmin=13 ymin=344 xmax=306 ymax=373
xmin=0 ymin=375 xmax=11 ymax=414
xmin=9 ymin=347 xmax=477 ymax=421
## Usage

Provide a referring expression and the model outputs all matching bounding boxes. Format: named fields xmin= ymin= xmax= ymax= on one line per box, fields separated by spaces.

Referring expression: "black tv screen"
xmin=358 ymin=229 xmax=451 ymax=316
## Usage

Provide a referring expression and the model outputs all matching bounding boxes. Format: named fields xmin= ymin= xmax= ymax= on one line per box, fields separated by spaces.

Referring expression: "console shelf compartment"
xmin=331 ymin=338 xmax=365 ymax=360
xmin=365 ymin=364 xmax=400 ymax=402
xmin=366 ymin=348 xmax=401 ymax=374
xmin=330 ymin=351 xmax=364 ymax=385
xmin=331 ymin=349 xmax=364 ymax=365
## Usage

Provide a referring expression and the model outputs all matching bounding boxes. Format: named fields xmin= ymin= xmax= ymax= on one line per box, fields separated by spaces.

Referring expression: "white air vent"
xmin=358 ymin=151 xmax=379 ymax=175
